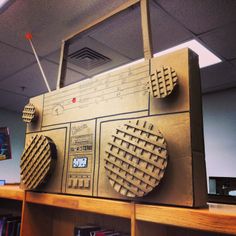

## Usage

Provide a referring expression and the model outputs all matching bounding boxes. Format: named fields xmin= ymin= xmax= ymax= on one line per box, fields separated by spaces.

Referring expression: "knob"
xmin=148 ymin=66 xmax=178 ymax=98
xmin=22 ymin=103 xmax=37 ymax=123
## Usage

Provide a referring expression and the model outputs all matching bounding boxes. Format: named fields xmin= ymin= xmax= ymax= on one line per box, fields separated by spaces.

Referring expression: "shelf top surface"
xmin=208 ymin=202 xmax=236 ymax=215
xmin=0 ymin=185 xmax=24 ymax=201
xmin=1 ymin=186 xmax=236 ymax=216
xmin=26 ymin=191 xmax=134 ymax=219
xmin=25 ymin=190 xmax=236 ymax=217
xmin=136 ymin=202 xmax=236 ymax=235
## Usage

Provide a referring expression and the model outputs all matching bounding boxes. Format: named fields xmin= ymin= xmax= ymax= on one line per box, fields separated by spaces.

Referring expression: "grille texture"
xmin=68 ymin=47 xmax=111 ymax=70
xmin=104 ymin=119 xmax=168 ymax=198
xmin=22 ymin=103 xmax=36 ymax=123
xmin=149 ymin=66 xmax=178 ymax=98
xmin=20 ymin=135 xmax=57 ymax=190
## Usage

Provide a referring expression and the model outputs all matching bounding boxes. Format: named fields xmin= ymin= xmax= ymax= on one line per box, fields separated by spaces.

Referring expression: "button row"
xmin=67 ymin=178 xmax=90 ymax=189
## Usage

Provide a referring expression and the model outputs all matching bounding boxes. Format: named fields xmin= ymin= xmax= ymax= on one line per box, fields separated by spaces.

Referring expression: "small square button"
xmin=84 ymin=179 xmax=90 ymax=188
xmin=73 ymin=179 xmax=79 ymax=188
xmin=78 ymin=179 xmax=84 ymax=188
xmin=67 ymin=179 xmax=73 ymax=188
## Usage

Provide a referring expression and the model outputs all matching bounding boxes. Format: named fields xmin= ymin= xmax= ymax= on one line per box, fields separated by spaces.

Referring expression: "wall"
xmin=0 ymin=108 xmax=25 ymax=183
xmin=202 ymin=88 xmax=236 ymax=183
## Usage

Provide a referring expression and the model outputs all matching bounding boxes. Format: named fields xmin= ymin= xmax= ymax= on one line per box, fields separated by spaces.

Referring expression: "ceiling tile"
xmin=230 ymin=59 xmax=236 ymax=67
xmin=89 ymin=2 xmax=192 ymax=60
xmin=1 ymin=0 xmax=236 ymax=101
xmin=201 ymin=62 xmax=236 ymax=92
xmin=0 ymin=89 xmax=28 ymax=112
xmin=150 ymin=1 xmax=192 ymax=53
xmin=89 ymin=5 xmax=143 ymax=60
xmin=200 ymin=22 xmax=236 ymax=60
xmin=0 ymin=59 xmax=85 ymax=97
xmin=64 ymin=69 xmax=86 ymax=87
xmin=0 ymin=0 xmax=127 ymax=56
xmin=0 ymin=60 xmax=57 ymax=97
xmin=155 ymin=0 xmax=236 ymax=35
xmin=46 ymin=50 xmax=60 ymax=64
xmin=0 ymin=59 xmax=81 ymax=98
xmin=0 ymin=42 xmax=35 ymax=81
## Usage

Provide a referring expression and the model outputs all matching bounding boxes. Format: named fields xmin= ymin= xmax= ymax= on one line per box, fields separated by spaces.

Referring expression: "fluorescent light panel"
xmin=95 ymin=39 xmax=221 ymax=77
xmin=154 ymin=39 xmax=221 ymax=68
xmin=0 ymin=0 xmax=9 ymax=8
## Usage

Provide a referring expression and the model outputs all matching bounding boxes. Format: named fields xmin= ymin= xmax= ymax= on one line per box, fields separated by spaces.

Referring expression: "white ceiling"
xmin=0 ymin=0 xmax=236 ymax=112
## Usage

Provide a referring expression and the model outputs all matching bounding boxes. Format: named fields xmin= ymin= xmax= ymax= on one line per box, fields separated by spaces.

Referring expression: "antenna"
xmin=25 ymin=32 xmax=52 ymax=92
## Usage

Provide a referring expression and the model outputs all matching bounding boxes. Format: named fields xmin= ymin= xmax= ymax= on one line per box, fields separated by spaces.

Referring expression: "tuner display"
xmin=72 ymin=157 xmax=88 ymax=168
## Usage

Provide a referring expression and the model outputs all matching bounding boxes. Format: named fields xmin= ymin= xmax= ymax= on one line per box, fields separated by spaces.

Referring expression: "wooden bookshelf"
xmin=1 ymin=185 xmax=236 ymax=235
xmin=0 ymin=185 xmax=23 ymax=235
xmin=22 ymin=192 xmax=134 ymax=236
xmin=23 ymin=191 xmax=236 ymax=235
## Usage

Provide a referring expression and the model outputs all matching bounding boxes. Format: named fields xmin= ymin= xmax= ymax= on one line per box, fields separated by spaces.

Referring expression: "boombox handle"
xmin=56 ymin=0 xmax=153 ymax=90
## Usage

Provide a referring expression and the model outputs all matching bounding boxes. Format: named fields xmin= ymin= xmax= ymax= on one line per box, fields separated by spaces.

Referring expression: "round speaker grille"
xmin=149 ymin=66 xmax=178 ymax=98
xmin=22 ymin=103 xmax=36 ymax=123
xmin=104 ymin=120 xmax=168 ymax=198
xmin=20 ymin=135 xmax=57 ymax=190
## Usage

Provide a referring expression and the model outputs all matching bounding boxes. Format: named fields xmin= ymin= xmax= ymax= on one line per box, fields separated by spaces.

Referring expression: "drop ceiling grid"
xmin=150 ymin=1 xmax=192 ymax=53
xmin=154 ymin=0 xmax=236 ymax=61
xmin=0 ymin=0 xmax=236 ymax=111
xmin=0 ymin=41 xmax=36 ymax=81
xmin=89 ymin=5 xmax=144 ymax=60
xmin=0 ymin=0 xmax=128 ymax=56
xmin=155 ymin=0 xmax=236 ymax=35
xmin=0 ymin=59 xmax=87 ymax=96
xmin=200 ymin=21 xmax=236 ymax=60
xmin=152 ymin=0 xmax=236 ymax=93
xmin=0 ymin=60 xmax=58 ymax=97
xmin=0 ymin=0 xmax=132 ymax=112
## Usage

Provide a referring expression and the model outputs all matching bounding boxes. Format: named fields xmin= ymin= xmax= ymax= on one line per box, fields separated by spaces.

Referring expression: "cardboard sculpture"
xmin=20 ymin=0 xmax=207 ymax=207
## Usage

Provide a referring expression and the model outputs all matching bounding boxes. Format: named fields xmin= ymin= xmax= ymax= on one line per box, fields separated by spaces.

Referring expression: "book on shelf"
xmin=74 ymin=225 xmax=130 ymax=236
xmin=74 ymin=225 xmax=101 ymax=236
xmin=0 ymin=215 xmax=21 ymax=236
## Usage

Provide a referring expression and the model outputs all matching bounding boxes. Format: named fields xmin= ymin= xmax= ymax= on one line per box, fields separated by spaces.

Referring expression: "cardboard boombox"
xmin=20 ymin=1 xmax=207 ymax=207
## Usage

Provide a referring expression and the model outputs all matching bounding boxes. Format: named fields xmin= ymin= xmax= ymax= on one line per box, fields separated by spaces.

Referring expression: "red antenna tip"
xmin=25 ymin=32 xmax=33 ymax=40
